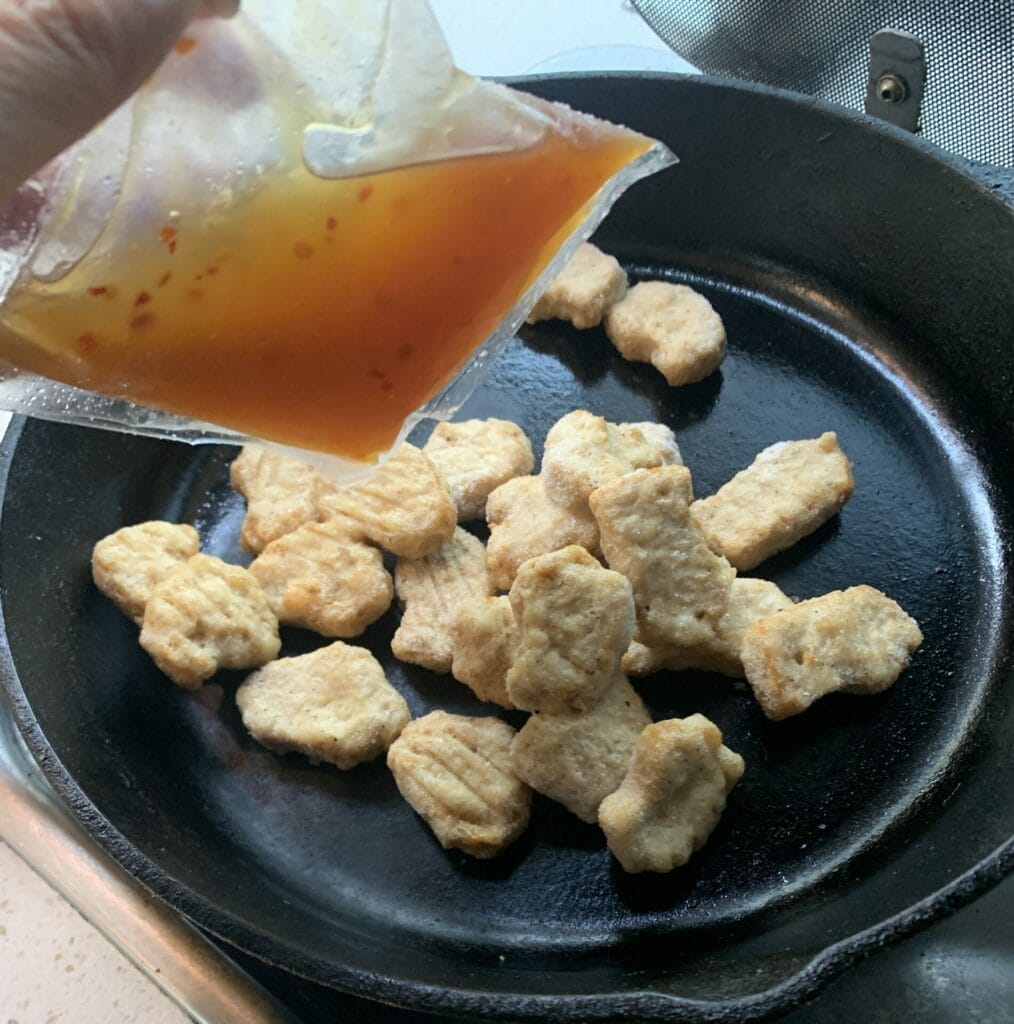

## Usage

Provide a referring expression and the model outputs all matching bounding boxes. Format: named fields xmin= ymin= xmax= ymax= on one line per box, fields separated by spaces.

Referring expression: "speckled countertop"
xmin=0 ymin=841 xmax=187 ymax=1024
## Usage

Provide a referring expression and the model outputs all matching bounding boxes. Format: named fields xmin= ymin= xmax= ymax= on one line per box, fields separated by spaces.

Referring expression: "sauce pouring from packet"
xmin=0 ymin=0 xmax=674 ymax=480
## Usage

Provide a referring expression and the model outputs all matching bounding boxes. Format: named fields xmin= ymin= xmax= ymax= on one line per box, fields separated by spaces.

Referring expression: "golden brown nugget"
xmin=318 ymin=443 xmax=456 ymax=559
xmin=248 ymin=520 xmax=392 ymax=638
xmin=604 ymin=281 xmax=726 ymax=386
xmin=422 ymin=419 xmax=535 ymax=521
xmin=484 ymin=475 xmax=599 ymax=591
xmin=511 ymin=675 xmax=650 ymax=823
xmin=506 ymin=546 xmax=635 ymax=713
xmin=526 ymin=242 xmax=628 ymax=329
xmin=237 ymin=643 xmax=408 ymax=768
xmin=92 ymin=521 xmax=200 ymax=625
xmin=230 ymin=446 xmax=337 ymax=554
xmin=741 ymin=585 xmax=923 ymax=720
xmin=598 ymin=715 xmax=744 ymax=873
xmin=590 ymin=466 xmax=735 ymax=649
xmin=690 ymin=432 xmax=855 ymax=571
xmin=391 ymin=528 xmax=493 ymax=673
xmin=623 ymin=577 xmax=793 ymax=678
xmin=139 ymin=554 xmax=280 ymax=690
xmin=387 ymin=711 xmax=531 ymax=859
xmin=450 ymin=596 xmax=518 ymax=708
xmin=541 ymin=410 xmax=683 ymax=513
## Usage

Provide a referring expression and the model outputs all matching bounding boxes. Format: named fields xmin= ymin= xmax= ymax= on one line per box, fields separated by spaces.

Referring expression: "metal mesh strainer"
xmin=632 ymin=0 xmax=1014 ymax=166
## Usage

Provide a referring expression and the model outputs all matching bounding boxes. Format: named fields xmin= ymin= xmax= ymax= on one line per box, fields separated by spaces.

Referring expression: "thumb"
xmin=0 ymin=0 xmax=238 ymax=202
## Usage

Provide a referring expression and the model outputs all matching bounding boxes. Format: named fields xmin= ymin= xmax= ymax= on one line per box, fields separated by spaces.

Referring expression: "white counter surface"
xmin=0 ymin=841 xmax=188 ymax=1024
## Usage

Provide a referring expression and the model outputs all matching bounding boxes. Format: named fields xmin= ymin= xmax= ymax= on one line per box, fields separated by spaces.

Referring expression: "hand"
xmin=0 ymin=0 xmax=239 ymax=205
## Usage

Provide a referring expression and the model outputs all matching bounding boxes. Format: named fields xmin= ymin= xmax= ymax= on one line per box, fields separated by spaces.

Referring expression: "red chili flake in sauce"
xmin=168 ymin=240 xmax=177 ymax=255
xmin=205 ymin=266 xmax=220 ymax=276
xmin=77 ymin=332 xmax=97 ymax=354
xmin=157 ymin=271 xmax=172 ymax=287
xmin=357 ymin=184 xmax=374 ymax=203
xmin=159 ymin=226 xmax=178 ymax=243
xmin=293 ymin=241 xmax=314 ymax=260
xmin=130 ymin=313 xmax=155 ymax=330
xmin=134 ymin=291 xmax=151 ymax=307
xmin=326 ymin=216 xmax=337 ymax=231
xmin=175 ymin=37 xmax=198 ymax=55
xmin=87 ymin=285 xmax=108 ymax=297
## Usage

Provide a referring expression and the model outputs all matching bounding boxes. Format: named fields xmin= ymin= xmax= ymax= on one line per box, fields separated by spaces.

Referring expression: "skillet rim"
xmin=2 ymin=70 xmax=1013 ymax=1022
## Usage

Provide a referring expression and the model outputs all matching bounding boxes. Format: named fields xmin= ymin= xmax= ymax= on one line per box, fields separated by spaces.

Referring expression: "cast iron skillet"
xmin=1 ymin=75 xmax=1013 ymax=1021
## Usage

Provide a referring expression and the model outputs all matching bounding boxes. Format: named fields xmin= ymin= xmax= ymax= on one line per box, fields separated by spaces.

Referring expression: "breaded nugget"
xmin=598 ymin=715 xmax=744 ymax=873
xmin=450 ymin=596 xmax=518 ymax=708
xmin=511 ymin=675 xmax=650 ymax=823
xmin=387 ymin=711 xmax=531 ymax=858
xmin=423 ymin=419 xmax=535 ymax=521
xmin=236 ymin=642 xmax=409 ymax=769
xmin=604 ymin=281 xmax=726 ymax=386
xmin=526 ymin=242 xmax=628 ymax=329
xmin=485 ymin=475 xmax=599 ymax=591
xmin=230 ymin=446 xmax=337 ymax=554
xmin=623 ymin=577 xmax=792 ymax=678
xmin=590 ymin=466 xmax=735 ymax=649
xmin=741 ymin=585 xmax=923 ymax=720
xmin=92 ymin=521 xmax=200 ymax=625
xmin=506 ymin=546 xmax=635 ymax=713
xmin=391 ymin=528 xmax=493 ymax=673
xmin=620 ymin=640 xmax=668 ymax=678
xmin=318 ymin=443 xmax=456 ymax=559
xmin=249 ymin=519 xmax=392 ymax=638
xmin=139 ymin=554 xmax=280 ymax=690
xmin=690 ymin=432 xmax=855 ymax=571
xmin=541 ymin=410 xmax=683 ymax=513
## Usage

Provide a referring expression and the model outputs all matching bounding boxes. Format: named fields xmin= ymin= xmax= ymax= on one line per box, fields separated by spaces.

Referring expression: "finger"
xmin=0 ymin=0 xmax=226 ymax=202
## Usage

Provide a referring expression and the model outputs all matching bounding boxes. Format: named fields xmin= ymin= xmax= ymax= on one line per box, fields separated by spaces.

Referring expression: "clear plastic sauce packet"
xmin=0 ymin=0 xmax=674 ymax=478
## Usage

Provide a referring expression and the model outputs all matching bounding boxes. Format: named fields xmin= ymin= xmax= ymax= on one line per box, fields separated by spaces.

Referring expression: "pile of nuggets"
xmin=90 ymin=247 xmax=923 ymax=874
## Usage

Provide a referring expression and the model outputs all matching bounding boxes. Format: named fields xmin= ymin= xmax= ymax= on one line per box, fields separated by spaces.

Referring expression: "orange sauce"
xmin=0 ymin=129 xmax=651 ymax=461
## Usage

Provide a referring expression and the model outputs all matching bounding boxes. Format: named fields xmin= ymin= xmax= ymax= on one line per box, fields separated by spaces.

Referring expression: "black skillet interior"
xmin=1 ymin=75 xmax=1013 ymax=1021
